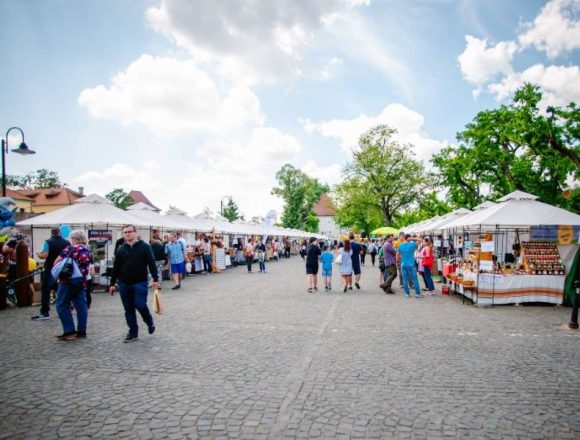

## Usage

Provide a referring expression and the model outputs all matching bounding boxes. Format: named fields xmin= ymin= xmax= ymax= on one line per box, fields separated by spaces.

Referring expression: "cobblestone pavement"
xmin=0 ymin=256 xmax=578 ymax=439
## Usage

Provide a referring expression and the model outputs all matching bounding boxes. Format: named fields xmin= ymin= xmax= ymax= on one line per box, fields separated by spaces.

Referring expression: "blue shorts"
xmin=171 ymin=262 xmax=185 ymax=274
xmin=322 ymin=269 xmax=332 ymax=277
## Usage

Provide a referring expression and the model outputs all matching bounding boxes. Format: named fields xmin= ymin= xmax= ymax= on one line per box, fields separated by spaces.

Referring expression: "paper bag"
xmin=153 ymin=289 xmax=164 ymax=315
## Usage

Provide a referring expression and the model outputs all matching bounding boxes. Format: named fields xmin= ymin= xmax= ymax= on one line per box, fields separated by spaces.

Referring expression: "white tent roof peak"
xmin=166 ymin=206 xmax=188 ymax=216
xmin=474 ymin=201 xmax=496 ymax=210
xmin=498 ymin=190 xmax=539 ymax=202
xmin=454 ymin=208 xmax=472 ymax=215
xmin=127 ymin=202 xmax=156 ymax=211
xmin=74 ymin=194 xmax=113 ymax=205
xmin=193 ymin=212 xmax=212 ymax=219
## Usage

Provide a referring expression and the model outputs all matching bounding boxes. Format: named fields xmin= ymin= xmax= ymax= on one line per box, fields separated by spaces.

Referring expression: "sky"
xmin=1 ymin=0 xmax=579 ymax=219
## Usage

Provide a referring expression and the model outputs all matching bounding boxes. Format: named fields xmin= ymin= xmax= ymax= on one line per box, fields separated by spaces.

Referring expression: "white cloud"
xmin=173 ymin=162 xmax=284 ymax=218
xmin=146 ymin=0 xmax=367 ymax=85
xmin=487 ymin=64 xmax=580 ymax=107
xmin=73 ymin=163 xmax=161 ymax=195
xmin=518 ymin=0 xmax=580 ymax=59
xmin=458 ymin=35 xmax=517 ymax=86
xmin=301 ymin=103 xmax=444 ymax=160
xmin=458 ymin=0 xmax=580 ymax=105
xmin=197 ymin=127 xmax=301 ymax=169
xmin=78 ymin=55 xmax=263 ymax=136
xmin=72 ymin=161 xmax=284 ymax=218
xmin=301 ymin=160 xmax=343 ymax=186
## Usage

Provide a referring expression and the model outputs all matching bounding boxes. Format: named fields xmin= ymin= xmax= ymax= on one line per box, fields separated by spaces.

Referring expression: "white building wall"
xmin=318 ymin=215 xmax=347 ymax=239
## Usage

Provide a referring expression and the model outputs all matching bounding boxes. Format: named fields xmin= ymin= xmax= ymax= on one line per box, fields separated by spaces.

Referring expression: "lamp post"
xmin=2 ymin=127 xmax=36 ymax=197
xmin=220 ymin=195 xmax=232 ymax=216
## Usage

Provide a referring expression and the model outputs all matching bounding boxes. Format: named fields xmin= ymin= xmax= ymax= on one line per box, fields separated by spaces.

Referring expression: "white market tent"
xmin=410 ymin=208 xmax=472 ymax=234
xmin=16 ymin=194 xmax=153 ymax=260
xmin=127 ymin=202 xmax=185 ymax=229
xmin=447 ymin=191 xmax=580 ymax=230
xmin=444 ymin=201 xmax=497 ymax=229
xmin=17 ymin=194 xmax=151 ymax=227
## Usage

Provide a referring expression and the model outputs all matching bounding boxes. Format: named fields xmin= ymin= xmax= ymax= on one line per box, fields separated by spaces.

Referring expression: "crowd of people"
xmin=298 ymin=232 xmax=438 ymax=297
xmin=24 ymin=224 xmax=439 ymax=343
xmin=26 ymin=225 xmax=303 ymax=343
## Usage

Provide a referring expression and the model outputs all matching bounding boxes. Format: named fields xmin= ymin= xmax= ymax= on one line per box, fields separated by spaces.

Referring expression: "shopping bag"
xmin=335 ymin=253 xmax=343 ymax=264
xmin=153 ymin=289 xmax=164 ymax=315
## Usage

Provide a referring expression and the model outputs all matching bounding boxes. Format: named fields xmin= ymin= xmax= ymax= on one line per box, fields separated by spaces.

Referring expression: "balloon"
xmin=60 ymin=225 xmax=71 ymax=238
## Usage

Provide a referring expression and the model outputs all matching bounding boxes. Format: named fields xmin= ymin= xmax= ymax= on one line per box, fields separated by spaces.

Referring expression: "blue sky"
xmin=1 ymin=0 xmax=578 ymax=218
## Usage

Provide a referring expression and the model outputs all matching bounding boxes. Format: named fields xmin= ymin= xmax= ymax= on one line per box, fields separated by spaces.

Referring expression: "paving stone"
xmin=0 ymin=257 xmax=578 ymax=439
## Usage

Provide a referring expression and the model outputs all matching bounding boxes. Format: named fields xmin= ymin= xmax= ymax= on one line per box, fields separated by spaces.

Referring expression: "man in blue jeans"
xmin=397 ymin=234 xmax=424 ymax=298
xmin=110 ymin=225 xmax=160 ymax=343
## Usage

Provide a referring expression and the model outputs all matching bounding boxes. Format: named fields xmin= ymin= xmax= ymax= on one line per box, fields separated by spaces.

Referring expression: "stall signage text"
xmin=88 ymin=229 xmax=112 ymax=243
xmin=530 ymin=225 xmax=580 ymax=244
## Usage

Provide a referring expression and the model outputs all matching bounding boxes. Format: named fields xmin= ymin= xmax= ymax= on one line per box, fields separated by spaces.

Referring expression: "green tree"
xmin=222 ymin=197 xmax=242 ymax=222
xmin=394 ymin=191 xmax=452 ymax=228
xmin=271 ymin=164 xmax=329 ymax=232
xmin=34 ymin=169 xmax=62 ymax=188
xmin=333 ymin=182 xmax=383 ymax=234
xmin=106 ymin=188 xmax=134 ymax=210
xmin=4 ymin=169 xmax=62 ymax=190
xmin=335 ymin=125 xmax=430 ymax=231
xmin=433 ymin=83 xmax=579 ymax=211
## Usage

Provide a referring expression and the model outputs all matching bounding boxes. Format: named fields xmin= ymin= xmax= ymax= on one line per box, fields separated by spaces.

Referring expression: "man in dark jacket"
xmin=32 ymin=228 xmax=70 ymax=320
xmin=109 ymin=224 xmax=159 ymax=343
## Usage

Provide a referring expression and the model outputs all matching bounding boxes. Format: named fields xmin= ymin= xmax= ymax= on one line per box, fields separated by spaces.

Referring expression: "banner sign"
xmin=530 ymin=225 xmax=580 ymax=245
xmin=88 ymin=229 xmax=112 ymax=243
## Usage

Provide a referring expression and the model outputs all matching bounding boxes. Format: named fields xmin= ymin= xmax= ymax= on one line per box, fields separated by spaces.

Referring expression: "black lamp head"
xmin=11 ymin=142 xmax=35 ymax=155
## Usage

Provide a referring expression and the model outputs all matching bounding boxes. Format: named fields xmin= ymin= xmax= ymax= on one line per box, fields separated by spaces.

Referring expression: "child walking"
xmin=320 ymin=245 xmax=334 ymax=291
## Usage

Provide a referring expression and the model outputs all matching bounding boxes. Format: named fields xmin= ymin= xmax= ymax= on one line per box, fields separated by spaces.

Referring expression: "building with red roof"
xmin=128 ymin=190 xmax=161 ymax=212
xmin=313 ymin=193 xmax=347 ymax=239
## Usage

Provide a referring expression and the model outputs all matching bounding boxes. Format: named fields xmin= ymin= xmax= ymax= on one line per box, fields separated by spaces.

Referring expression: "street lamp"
xmin=2 ymin=127 xmax=36 ymax=197
xmin=220 ymin=195 xmax=232 ymax=216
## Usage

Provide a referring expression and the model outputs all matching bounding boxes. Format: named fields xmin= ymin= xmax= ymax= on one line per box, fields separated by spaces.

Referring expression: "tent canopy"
xmin=447 ymin=191 xmax=580 ymax=229
xmin=17 ymin=193 xmax=151 ymax=227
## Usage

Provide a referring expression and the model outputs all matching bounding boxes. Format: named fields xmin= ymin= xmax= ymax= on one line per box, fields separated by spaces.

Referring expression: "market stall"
xmin=441 ymin=191 xmax=580 ymax=306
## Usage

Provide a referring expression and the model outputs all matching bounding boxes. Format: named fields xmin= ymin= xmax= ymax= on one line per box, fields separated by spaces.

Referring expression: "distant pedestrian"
xmin=420 ymin=237 xmax=436 ymax=294
xmin=256 ymin=240 xmax=267 ymax=273
xmin=110 ymin=224 xmax=159 ymax=343
xmin=349 ymin=233 xmax=363 ymax=290
xmin=245 ymin=238 xmax=255 ymax=272
xmin=32 ymin=227 xmax=70 ymax=321
xmin=320 ymin=245 xmax=334 ymax=291
xmin=150 ymin=229 xmax=166 ymax=284
xmin=368 ymin=240 xmax=377 ymax=267
xmin=378 ymin=244 xmax=385 ymax=286
xmin=305 ymin=237 xmax=321 ymax=293
xmin=53 ymin=229 xmax=93 ymax=340
xmin=380 ymin=234 xmax=397 ymax=294
xmin=202 ymin=235 xmax=212 ymax=274
xmin=397 ymin=234 xmax=423 ymax=298
xmin=338 ymin=239 xmax=353 ymax=292
xmin=176 ymin=232 xmax=188 ymax=278
xmin=165 ymin=233 xmax=188 ymax=289
xmin=394 ymin=232 xmax=414 ymax=289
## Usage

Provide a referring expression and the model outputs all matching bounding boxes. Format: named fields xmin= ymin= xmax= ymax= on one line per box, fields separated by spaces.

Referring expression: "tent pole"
xmin=476 ymin=224 xmax=481 ymax=305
